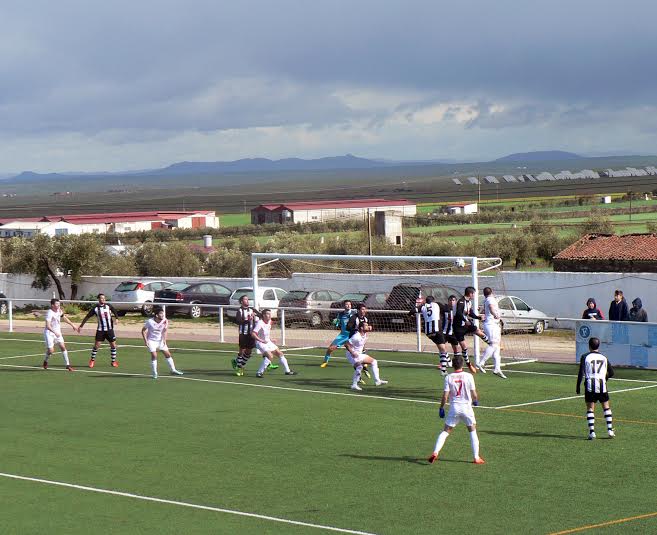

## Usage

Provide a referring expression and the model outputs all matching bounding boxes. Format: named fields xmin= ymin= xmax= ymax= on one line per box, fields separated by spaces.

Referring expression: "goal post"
xmin=248 ymin=252 xmax=537 ymax=363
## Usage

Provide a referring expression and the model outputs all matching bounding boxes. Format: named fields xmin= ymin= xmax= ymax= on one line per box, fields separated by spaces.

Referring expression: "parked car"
xmin=228 ymin=287 xmax=288 ymax=319
xmin=495 ymin=295 xmax=550 ymax=334
xmin=280 ymin=289 xmax=344 ymax=327
xmin=328 ymin=292 xmax=388 ymax=322
xmin=155 ymin=282 xmax=232 ymax=318
xmin=378 ymin=283 xmax=462 ymax=331
xmin=0 ymin=292 xmax=7 ymax=315
xmin=111 ymin=280 xmax=172 ymax=316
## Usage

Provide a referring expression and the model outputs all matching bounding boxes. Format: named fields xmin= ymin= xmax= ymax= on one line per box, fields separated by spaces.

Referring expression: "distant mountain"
xmin=159 ymin=154 xmax=390 ymax=175
xmin=494 ymin=150 xmax=582 ymax=162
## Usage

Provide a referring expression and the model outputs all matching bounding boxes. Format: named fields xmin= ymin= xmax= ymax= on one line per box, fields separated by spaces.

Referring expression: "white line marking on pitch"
xmin=495 ymin=384 xmax=657 ymax=409
xmin=0 ymin=348 xmax=89 ymax=360
xmin=0 ymin=472 xmax=377 ymax=535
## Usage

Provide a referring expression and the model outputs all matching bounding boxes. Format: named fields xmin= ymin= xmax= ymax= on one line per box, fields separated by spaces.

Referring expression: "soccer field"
xmin=2 ymin=334 xmax=656 ymax=535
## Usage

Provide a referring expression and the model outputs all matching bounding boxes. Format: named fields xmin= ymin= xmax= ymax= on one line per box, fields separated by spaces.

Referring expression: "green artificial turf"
xmin=1 ymin=333 xmax=656 ymax=534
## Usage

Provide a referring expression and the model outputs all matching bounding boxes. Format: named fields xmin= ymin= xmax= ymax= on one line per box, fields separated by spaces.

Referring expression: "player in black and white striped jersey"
xmin=411 ymin=296 xmax=450 ymax=376
xmin=231 ymin=295 xmax=261 ymax=376
xmin=79 ymin=293 xmax=120 ymax=368
xmin=576 ymin=337 xmax=615 ymax=440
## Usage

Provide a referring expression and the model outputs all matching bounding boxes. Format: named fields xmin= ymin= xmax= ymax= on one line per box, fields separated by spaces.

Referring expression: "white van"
xmin=228 ymin=287 xmax=288 ymax=318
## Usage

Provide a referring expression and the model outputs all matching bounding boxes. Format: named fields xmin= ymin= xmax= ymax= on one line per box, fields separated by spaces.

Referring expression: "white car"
xmin=111 ymin=280 xmax=172 ymax=316
xmin=495 ymin=295 xmax=550 ymax=334
xmin=228 ymin=287 xmax=288 ymax=319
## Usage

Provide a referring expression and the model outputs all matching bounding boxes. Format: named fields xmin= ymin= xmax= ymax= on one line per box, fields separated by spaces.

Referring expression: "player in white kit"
xmin=141 ymin=307 xmax=183 ymax=379
xmin=344 ymin=321 xmax=388 ymax=391
xmin=476 ymin=287 xmax=506 ymax=378
xmin=252 ymin=309 xmax=297 ymax=378
xmin=43 ymin=298 xmax=79 ymax=371
xmin=428 ymin=354 xmax=485 ymax=464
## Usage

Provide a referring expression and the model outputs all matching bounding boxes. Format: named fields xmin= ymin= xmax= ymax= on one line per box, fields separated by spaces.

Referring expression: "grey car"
xmin=496 ymin=295 xmax=550 ymax=334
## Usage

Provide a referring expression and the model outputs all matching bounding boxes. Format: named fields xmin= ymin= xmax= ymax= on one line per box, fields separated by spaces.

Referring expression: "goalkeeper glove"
xmin=473 ymin=400 xmax=479 ymax=406
xmin=332 ymin=318 xmax=340 ymax=328
xmin=439 ymin=407 xmax=445 ymax=418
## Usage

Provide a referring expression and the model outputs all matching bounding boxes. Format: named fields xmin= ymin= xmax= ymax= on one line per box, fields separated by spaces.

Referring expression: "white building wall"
xmin=114 ymin=221 xmax=153 ymax=233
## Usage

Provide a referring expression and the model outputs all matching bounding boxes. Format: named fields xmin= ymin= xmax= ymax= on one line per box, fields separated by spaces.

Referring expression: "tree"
xmin=580 ymin=215 xmax=614 ymax=235
xmin=135 ymin=241 xmax=203 ymax=277
xmin=56 ymin=234 xmax=108 ymax=299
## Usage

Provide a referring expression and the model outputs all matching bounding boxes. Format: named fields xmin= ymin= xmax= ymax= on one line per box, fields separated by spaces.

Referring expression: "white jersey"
xmin=419 ymin=302 xmax=441 ymax=335
xmin=45 ymin=309 xmax=63 ymax=336
xmin=144 ymin=317 xmax=168 ymax=342
xmin=483 ymin=295 xmax=501 ymax=325
xmin=443 ymin=371 xmax=476 ymax=405
xmin=346 ymin=331 xmax=367 ymax=357
xmin=253 ymin=319 xmax=272 ymax=344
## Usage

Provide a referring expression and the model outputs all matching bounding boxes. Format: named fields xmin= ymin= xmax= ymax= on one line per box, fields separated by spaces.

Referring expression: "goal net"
xmin=250 ymin=253 xmax=535 ymax=366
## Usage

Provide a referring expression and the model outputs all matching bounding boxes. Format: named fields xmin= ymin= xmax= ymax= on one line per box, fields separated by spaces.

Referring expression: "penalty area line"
xmin=548 ymin=510 xmax=657 ymax=535
xmin=0 ymin=472 xmax=377 ymax=535
xmin=0 ymin=348 xmax=90 ymax=360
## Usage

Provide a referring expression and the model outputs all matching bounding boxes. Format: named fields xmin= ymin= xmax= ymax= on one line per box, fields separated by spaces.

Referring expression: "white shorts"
xmin=44 ymin=330 xmax=64 ymax=349
xmin=483 ymin=323 xmax=501 ymax=344
xmin=256 ymin=341 xmax=278 ymax=355
xmin=346 ymin=352 xmax=368 ymax=366
xmin=146 ymin=340 xmax=168 ymax=353
xmin=445 ymin=404 xmax=477 ymax=427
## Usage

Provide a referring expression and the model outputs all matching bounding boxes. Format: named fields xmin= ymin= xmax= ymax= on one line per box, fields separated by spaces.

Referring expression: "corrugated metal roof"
xmin=554 ymin=234 xmax=657 ymax=261
xmin=253 ymin=199 xmax=414 ymax=211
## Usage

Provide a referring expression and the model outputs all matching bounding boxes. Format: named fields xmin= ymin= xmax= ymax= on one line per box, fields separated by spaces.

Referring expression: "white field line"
xmin=495 ymin=384 xmax=657 ymax=409
xmin=2 ymin=337 xmax=657 ymax=385
xmin=0 ymin=472 xmax=377 ymax=535
xmin=0 ymin=348 xmax=89 ymax=361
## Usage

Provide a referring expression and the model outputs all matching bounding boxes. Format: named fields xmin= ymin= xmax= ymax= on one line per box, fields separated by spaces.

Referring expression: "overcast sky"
xmin=0 ymin=1 xmax=655 ymax=172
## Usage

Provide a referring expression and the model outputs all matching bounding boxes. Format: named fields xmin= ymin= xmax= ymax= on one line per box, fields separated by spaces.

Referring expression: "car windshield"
xmin=114 ymin=282 xmax=140 ymax=292
xmin=166 ymin=282 xmax=191 ymax=291
xmin=233 ymin=289 xmax=254 ymax=301
xmin=339 ymin=293 xmax=367 ymax=302
xmin=281 ymin=291 xmax=309 ymax=301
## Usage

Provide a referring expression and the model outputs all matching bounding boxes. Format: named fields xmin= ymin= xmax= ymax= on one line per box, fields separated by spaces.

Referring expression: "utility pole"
xmin=477 ymin=175 xmax=481 ymax=205
xmin=629 ymin=189 xmax=632 ymax=221
xmin=367 ymin=208 xmax=373 ymax=274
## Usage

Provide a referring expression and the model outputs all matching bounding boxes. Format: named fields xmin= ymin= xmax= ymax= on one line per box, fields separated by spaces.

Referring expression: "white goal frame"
xmin=251 ymin=253 xmax=502 ymax=355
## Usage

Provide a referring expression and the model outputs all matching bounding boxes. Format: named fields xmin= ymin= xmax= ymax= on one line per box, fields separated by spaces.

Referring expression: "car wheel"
xmin=0 ymin=302 xmax=7 ymax=315
xmin=189 ymin=304 xmax=202 ymax=319
xmin=533 ymin=321 xmax=545 ymax=334
xmin=141 ymin=301 xmax=153 ymax=316
xmin=310 ymin=312 xmax=323 ymax=328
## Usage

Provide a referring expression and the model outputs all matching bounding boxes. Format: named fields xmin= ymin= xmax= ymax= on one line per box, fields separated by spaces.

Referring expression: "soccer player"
xmin=428 ymin=354 xmax=485 ymax=465
xmin=345 ymin=303 xmax=372 ymax=379
xmin=576 ymin=337 xmax=615 ymax=440
xmin=43 ymin=298 xmax=78 ymax=371
xmin=252 ymin=309 xmax=297 ymax=378
xmin=344 ymin=321 xmax=388 ymax=391
xmin=412 ymin=296 xmax=450 ymax=375
xmin=142 ymin=307 xmax=183 ymax=379
xmin=231 ymin=295 xmax=260 ymax=376
xmin=453 ymin=286 xmax=490 ymax=374
xmin=79 ymin=293 xmax=120 ymax=368
xmin=321 ymin=299 xmax=356 ymax=367
xmin=476 ymin=287 xmax=506 ymax=378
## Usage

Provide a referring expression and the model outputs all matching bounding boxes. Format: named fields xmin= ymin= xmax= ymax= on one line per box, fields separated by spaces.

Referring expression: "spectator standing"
xmin=608 ymin=290 xmax=629 ymax=321
xmin=582 ymin=298 xmax=604 ymax=320
xmin=629 ymin=298 xmax=648 ymax=322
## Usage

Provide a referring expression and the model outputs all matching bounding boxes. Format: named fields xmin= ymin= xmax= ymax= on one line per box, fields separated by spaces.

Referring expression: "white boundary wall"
xmin=576 ymin=320 xmax=657 ymax=368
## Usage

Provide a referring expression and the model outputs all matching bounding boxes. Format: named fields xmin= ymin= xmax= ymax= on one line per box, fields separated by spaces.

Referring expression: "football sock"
xmin=61 ymin=350 xmax=70 ymax=366
xmin=433 ymin=431 xmax=449 ymax=454
xmin=165 ymin=357 xmax=177 ymax=372
xmin=586 ymin=410 xmax=595 ymax=434
xmin=480 ymin=333 xmax=490 ymax=344
xmin=604 ymin=408 xmax=613 ymax=430
xmin=480 ymin=345 xmax=494 ymax=367
xmin=279 ymin=355 xmax=291 ymax=373
xmin=236 ymin=353 xmax=249 ymax=368
xmin=150 ymin=358 xmax=158 ymax=375
xmin=44 ymin=351 xmax=51 ymax=362
xmin=90 ymin=348 xmax=97 ymax=361
xmin=462 ymin=349 xmax=470 ymax=365
xmin=370 ymin=360 xmax=381 ymax=382
xmin=352 ymin=365 xmax=363 ymax=387
xmin=439 ymin=353 xmax=448 ymax=372
xmin=257 ymin=357 xmax=271 ymax=375
xmin=110 ymin=347 xmax=117 ymax=362
xmin=323 ymin=352 xmax=331 ymax=363
xmin=469 ymin=430 xmax=480 ymax=459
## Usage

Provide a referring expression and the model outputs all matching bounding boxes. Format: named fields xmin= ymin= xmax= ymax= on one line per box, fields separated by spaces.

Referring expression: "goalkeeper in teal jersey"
xmin=321 ymin=300 xmax=357 ymax=367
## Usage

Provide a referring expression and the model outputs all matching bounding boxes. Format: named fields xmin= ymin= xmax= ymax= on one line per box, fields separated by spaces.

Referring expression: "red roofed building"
xmin=553 ymin=233 xmax=657 ymax=272
xmin=251 ymin=199 xmax=416 ymax=225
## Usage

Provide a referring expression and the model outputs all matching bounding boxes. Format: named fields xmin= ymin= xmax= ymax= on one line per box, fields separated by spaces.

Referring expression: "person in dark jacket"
xmin=629 ymin=298 xmax=648 ymax=322
xmin=608 ymin=290 xmax=629 ymax=321
xmin=582 ymin=298 xmax=604 ymax=320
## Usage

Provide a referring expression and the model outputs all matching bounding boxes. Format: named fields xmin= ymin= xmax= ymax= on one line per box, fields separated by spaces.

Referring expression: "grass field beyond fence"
xmin=2 ymin=333 xmax=656 ymax=534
